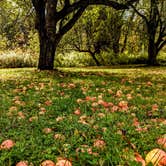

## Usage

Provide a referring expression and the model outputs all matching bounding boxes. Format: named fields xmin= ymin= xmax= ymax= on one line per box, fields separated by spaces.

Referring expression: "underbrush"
xmin=0 ymin=49 xmax=165 ymax=68
xmin=55 ymin=51 xmax=166 ymax=67
xmin=0 ymin=50 xmax=38 ymax=68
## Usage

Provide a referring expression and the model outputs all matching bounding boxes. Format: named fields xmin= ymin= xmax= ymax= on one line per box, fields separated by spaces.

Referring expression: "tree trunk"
xmin=112 ymin=25 xmax=121 ymax=56
xmin=90 ymin=53 xmax=100 ymax=66
xmin=113 ymin=43 xmax=120 ymax=56
xmin=38 ymin=33 xmax=57 ymax=70
xmin=147 ymin=39 xmax=158 ymax=65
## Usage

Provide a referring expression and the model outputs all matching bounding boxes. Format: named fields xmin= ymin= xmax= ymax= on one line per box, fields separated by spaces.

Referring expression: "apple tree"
xmin=31 ymin=0 xmax=138 ymax=70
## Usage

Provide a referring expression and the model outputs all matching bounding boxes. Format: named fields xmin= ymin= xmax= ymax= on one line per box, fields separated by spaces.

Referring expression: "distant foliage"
xmin=54 ymin=50 xmax=166 ymax=67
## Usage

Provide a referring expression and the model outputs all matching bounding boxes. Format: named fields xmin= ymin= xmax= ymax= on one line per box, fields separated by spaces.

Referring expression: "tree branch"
xmin=73 ymin=44 xmax=92 ymax=54
xmin=57 ymin=0 xmax=139 ymax=21
xmin=157 ymin=40 xmax=166 ymax=54
xmin=156 ymin=20 xmax=166 ymax=47
xmin=88 ymin=0 xmax=131 ymax=10
xmin=129 ymin=3 xmax=149 ymax=25
xmin=59 ymin=7 xmax=86 ymax=36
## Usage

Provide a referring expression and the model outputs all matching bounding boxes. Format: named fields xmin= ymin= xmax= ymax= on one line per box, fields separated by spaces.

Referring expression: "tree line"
xmin=0 ymin=0 xmax=165 ymax=69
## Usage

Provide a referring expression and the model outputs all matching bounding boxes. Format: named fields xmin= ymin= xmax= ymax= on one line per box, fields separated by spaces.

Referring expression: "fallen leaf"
xmin=43 ymin=128 xmax=52 ymax=134
xmin=116 ymin=90 xmax=123 ymax=97
xmin=134 ymin=152 xmax=146 ymax=166
xmin=93 ymin=139 xmax=106 ymax=149
xmin=29 ymin=116 xmax=38 ymax=122
xmin=152 ymin=104 xmax=159 ymax=111
xmin=45 ymin=100 xmax=52 ymax=106
xmin=146 ymin=81 xmax=152 ymax=86
xmin=74 ymin=108 xmax=81 ymax=115
xmin=56 ymin=116 xmax=64 ymax=122
xmin=118 ymin=101 xmax=128 ymax=111
xmin=54 ymin=134 xmax=65 ymax=140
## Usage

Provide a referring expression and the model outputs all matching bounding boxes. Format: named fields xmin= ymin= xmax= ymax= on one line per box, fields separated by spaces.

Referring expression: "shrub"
xmin=99 ymin=50 xmax=118 ymax=65
xmin=54 ymin=52 xmax=95 ymax=67
xmin=0 ymin=49 xmax=38 ymax=68
xmin=117 ymin=52 xmax=148 ymax=65
xmin=157 ymin=51 xmax=166 ymax=65
xmin=0 ymin=35 xmax=8 ymax=50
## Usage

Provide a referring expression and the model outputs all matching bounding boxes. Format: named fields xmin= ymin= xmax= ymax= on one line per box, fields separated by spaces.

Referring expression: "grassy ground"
xmin=0 ymin=67 xmax=166 ymax=166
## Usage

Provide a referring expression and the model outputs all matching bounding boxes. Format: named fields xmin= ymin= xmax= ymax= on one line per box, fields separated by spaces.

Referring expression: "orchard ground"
xmin=0 ymin=66 xmax=166 ymax=165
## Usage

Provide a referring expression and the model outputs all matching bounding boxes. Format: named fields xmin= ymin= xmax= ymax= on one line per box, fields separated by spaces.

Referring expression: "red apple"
xmin=55 ymin=158 xmax=72 ymax=166
xmin=16 ymin=161 xmax=29 ymax=166
xmin=0 ymin=139 xmax=15 ymax=150
xmin=145 ymin=148 xmax=166 ymax=166
xmin=40 ymin=160 xmax=55 ymax=166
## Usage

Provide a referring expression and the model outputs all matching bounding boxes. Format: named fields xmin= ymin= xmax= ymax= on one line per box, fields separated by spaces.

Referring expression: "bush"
xmin=115 ymin=52 xmax=148 ymax=65
xmin=0 ymin=35 xmax=8 ymax=50
xmin=0 ymin=49 xmax=38 ymax=68
xmin=54 ymin=51 xmax=150 ymax=67
xmin=157 ymin=51 xmax=166 ymax=65
xmin=54 ymin=52 xmax=95 ymax=67
xmin=99 ymin=50 xmax=119 ymax=65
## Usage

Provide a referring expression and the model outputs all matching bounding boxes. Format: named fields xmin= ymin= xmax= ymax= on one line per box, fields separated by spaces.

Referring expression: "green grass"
xmin=0 ymin=67 xmax=166 ymax=166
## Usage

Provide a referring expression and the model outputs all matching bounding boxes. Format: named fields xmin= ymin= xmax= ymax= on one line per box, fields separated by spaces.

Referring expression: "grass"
xmin=0 ymin=66 xmax=166 ymax=166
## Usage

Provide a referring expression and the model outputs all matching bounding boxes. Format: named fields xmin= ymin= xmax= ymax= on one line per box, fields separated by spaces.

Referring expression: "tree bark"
xmin=38 ymin=34 xmax=58 ymax=70
xmin=147 ymin=39 xmax=158 ymax=65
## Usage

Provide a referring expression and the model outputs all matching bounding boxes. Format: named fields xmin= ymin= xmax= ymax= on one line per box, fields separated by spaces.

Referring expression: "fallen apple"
xmin=16 ymin=161 xmax=29 ymax=166
xmin=145 ymin=148 xmax=166 ymax=166
xmin=158 ymin=155 xmax=166 ymax=166
xmin=0 ymin=139 xmax=15 ymax=150
xmin=157 ymin=135 xmax=166 ymax=149
xmin=40 ymin=160 xmax=55 ymax=166
xmin=55 ymin=158 xmax=72 ymax=166
xmin=134 ymin=152 xmax=145 ymax=166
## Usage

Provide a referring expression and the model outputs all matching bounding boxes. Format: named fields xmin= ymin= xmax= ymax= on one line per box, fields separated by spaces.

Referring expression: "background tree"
xmin=129 ymin=0 xmax=166 ymax=65
xmin=0 ymin=0 xmax=34 ymax=49
xmin=59 ymin=6 xmax=124 ymax=66
xmin=31 ymin=0 xmax=138 ymax=70
xmin=120 ymin=9 xmax=136 ymax=53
